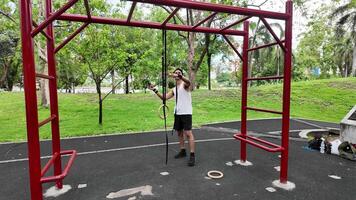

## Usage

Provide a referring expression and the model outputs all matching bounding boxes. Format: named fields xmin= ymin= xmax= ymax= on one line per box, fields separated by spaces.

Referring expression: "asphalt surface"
xmin=1 ymin=118 xmax=355 ymax=200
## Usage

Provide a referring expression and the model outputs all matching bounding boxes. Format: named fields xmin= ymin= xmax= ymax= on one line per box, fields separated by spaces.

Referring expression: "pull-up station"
xmin=19 ymin=0 xmax=293 ymax=199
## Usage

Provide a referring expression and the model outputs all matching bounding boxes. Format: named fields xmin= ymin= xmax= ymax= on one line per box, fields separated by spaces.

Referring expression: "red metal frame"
xmin=192 ymin=12 xmax=217 ymax=29
xmin=19 ymin=0 xmax=293 ymax=199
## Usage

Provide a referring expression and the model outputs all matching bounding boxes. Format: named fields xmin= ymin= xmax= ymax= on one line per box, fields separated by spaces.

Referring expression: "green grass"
xmin=0 ymin=78 xmax=355 ymax=142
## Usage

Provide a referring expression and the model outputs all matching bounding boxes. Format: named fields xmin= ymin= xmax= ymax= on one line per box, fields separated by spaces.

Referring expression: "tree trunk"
xmin=0 ymin=60 xmax=9 ymax=89
xmin=38 ymin=0 xmax=50 ymax=108
xmin=40 ymin=66 xmax=50 ymax=108
xmin=125 ymin=75 xmax=129 ymax=94
xmin=187 ymin=32 xmax=196 ymax=89
xmin=111 ymin=70 xmax=115 ymax=94
xmin=206 ymin=33 xmax=212 ymax=90
xmin=351 ymin=45 xmax=356 ymax=77
xmin=96 ymin=81 xmax=103 ymax=125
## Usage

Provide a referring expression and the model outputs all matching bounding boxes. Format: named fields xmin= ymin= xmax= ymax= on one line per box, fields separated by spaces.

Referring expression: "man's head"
xmin=173 ymin=68 xmax=184 ymax=80
xmin=174 ymin=68 xmax=184 ymax=75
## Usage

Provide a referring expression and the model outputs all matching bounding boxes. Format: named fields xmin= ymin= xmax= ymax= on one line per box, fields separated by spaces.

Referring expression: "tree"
xmin=295 ymin=3 xmax=351 ymax=79
xmin=74 ymin=24 xmax=126 ymax=124
xmin=0 ymin=0 xmax=21 ymax=91
xmin=330 ymin=0 xmax=356 ymax=77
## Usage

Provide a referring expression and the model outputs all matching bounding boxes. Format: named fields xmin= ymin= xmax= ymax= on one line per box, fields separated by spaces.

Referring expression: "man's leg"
xmin=184 ymin=130 xmax=195 ymax=153
xmin=185 ymin=130 xmax=195 ymax=166
xmin=178 ymin=130 xmax=185 ymax=150
xmin=174 ymin=130 xmax=186 ymax=158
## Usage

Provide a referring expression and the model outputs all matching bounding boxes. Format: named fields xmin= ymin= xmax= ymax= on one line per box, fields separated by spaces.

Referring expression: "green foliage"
xmin=1 ymin=78 xmax=356 ymax=142
xmin=296 ymin=2 xmax=355 ymax=78
xmin=0 ymin=1 xmax=20 ymax=91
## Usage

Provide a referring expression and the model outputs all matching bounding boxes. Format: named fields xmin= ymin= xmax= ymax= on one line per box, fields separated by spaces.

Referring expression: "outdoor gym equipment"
xmin=19 ymin=1 xmax=293 ymax=199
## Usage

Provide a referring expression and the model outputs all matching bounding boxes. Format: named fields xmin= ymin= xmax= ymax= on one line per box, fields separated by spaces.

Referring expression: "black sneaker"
xmin=188 ymin=155 xmax=195 ymax=166
xmin=174 ymin=149 xmax=187 ymax=159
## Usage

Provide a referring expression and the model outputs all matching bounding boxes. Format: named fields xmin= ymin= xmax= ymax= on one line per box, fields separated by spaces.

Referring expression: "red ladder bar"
xmin=41 ymin=150 xmax=77 ymax=183
xmin=246 ymin=107 xmax=283 ymax=115
xmin=36 ymin=73 xmax=55 ymax=80
xmin=246 ymin=75 xmax=283 ymax=81
xmin=234 ymin=134 xmax=284 ymax=152
xmin=38 ymin=115 xmax=57 ymax=127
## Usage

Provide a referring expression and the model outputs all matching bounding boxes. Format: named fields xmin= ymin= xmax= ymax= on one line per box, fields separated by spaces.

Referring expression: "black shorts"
xmin=174 ymin=114 xmax=192 ymax=131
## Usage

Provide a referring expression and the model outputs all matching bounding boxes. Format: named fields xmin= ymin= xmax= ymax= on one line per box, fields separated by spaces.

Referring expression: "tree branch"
xmin=0 ymin=9 xmax=16 ymax=24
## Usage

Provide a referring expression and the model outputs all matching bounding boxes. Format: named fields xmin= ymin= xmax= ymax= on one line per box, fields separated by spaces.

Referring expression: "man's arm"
xmin=150 ymin=85 xmax=174 ymax=100
xmin=178 ymin=74 xmax=191 ymax=90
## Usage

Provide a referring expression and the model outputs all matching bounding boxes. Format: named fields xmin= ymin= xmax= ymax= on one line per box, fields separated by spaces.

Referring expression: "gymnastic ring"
xmin=207 ymin=170 xmax=224 ymax=179
xmin=158 ymin=104 xmax=169 ymax=119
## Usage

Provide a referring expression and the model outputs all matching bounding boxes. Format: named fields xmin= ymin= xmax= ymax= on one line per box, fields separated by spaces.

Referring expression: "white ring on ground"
xmin=207 ymin=170 xmax=224 ymax=179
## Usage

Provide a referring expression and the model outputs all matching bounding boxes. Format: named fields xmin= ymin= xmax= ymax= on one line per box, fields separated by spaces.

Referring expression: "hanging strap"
xmin=162 ymin=29 xmax=169 ymax=165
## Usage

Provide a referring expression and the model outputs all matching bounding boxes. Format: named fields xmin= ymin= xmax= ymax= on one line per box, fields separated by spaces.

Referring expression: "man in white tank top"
xmin=149 ymin=68 xmax=196 ymax=166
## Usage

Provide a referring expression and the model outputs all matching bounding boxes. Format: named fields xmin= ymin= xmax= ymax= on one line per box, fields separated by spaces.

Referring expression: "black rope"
xmin=162 ymin=29 xmax=168 ymax=165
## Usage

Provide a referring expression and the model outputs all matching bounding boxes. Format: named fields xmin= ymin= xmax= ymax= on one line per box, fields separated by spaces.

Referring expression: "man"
xmin=149 ymin=68 xmax=196 ymax=166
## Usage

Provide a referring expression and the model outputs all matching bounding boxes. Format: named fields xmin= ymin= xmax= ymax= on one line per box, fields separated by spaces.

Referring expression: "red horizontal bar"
xmin=192 ymin=12 xmax=217 ymax=29
xmin=36 ymin=73 xmax=55 ymax=80
xmin=246 ymin=76 xmax=284 ymax=81
xmin=128 ymin=0 xmax=290 ymax=20
xmin=38 ymin=115 xmax=56 ymax=127
xmin=41 ymin=152 xmax=59 ymax=177
xmin=247 ymin=40 xmax=285 ymax=52
xmin=246 ymin=107 xmax=282 ymax=115
xmin=32 ymin=20 xmax=52 ymax=40
xmin=58 ymin=14 xmax=246 ymax=36
xmin=234 ymin=134 xmax=284 ymax=152
xmin=220 ymin=16 xmax=251 ymax=32
xmin=55 ymin=22 xmax=89 ymax=53
xmin=40 ymin=150 xmax=77 ymax=183
xmin=31 ymin=0 xmax=80 ymax=37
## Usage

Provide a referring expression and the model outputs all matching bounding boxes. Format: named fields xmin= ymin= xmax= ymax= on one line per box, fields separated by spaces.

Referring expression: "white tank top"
xmin=172 ymin=83 xmax=192 ymax=115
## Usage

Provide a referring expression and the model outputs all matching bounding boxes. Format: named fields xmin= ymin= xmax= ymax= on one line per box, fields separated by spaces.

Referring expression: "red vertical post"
xmin=280 ymin=0 xmax=293 ymax=183
xmin=19 ymin=0 xmax=43 ymax=199
xmin=45 ymin=0 xmax=63 ymax=189
xmin=240 ymin=21 xmax=249 ymax=161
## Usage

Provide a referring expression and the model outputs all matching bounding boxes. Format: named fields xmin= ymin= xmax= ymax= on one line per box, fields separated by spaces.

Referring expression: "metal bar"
xmin=40 ymin=150 xmax=77 ymax=183
xmin=36 ymin=73 xmax=55 ymax=80
xmin=234 ymin=134 xmax=284 ymax=152
xmin=20 ymin=0 xmax=43 ymax=199
xmin=162 ymin=7 xmax=180 ymax=27
xmin=220 ymin=16 xmax=251 ymax=32
xmin=127 ymin=1 xmax=136 ymax=23
xmin=280 ymin=0 xmax=293 ymax=184
xmin=192 ymin=12 xmax=217 ymax=29
xmin=31 ymin=0 xmax=80 ymax=37
xmin=127 ymin=0 xmax=290 ymax=20
xmin=55 ymin=22 xmax=89 ymax=53
xmin=41 ymin=152 xmax=59 ymax=177
xmin=222 ymin=35 xmax=243 ymax=61
xmin=246 ymin=75 xmax=284 ymax=81
xmin=83 ymin=0 xmax=91 ymax=20
xmin=38 ymin=115 xmax=56 ymax=127
xmin=45 ymin=0 xmax=64 ymax=189
xmin=240 ymin=21 xmax=249 ymax=162
xmin=247 ymin=40 xmax=285 ymax=52
xmin=32 ymin=20 xmax=52 ymax=40
xmin=246 ymin=107 xmax=283 ymax=115
xmin=58 ymin=14 xmax=246 ymax=36
xmin=260 ymin=17 xmax=286 ymax=52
